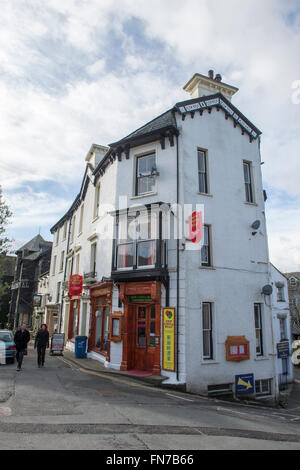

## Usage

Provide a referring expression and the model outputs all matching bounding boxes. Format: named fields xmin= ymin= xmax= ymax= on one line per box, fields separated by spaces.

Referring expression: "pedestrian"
xmin=14 ymin=323 xmax=30 ymax=371
xmin=34 ymin=324 xmax=49 ymax=368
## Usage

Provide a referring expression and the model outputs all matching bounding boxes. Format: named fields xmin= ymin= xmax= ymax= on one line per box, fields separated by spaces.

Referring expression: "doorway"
xmin=134 ymin=305 xmax=157 ymax=371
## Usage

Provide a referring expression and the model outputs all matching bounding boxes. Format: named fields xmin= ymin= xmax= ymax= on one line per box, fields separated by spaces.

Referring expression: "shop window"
xmin=110 ymin=311 xmax=123 ymax=343
xmin=95 ymin=297 xmax=110 ymax=352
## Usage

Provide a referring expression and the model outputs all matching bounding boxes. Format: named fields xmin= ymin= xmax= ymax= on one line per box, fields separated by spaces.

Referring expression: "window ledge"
xmin=201 ymin=360 xmax=219 ymax=365
xmin=254 ymin=356 xmax=269 ymax=361
xmin=130 ymin=192 xmax=157 ymax=200
xmin=92 ymin=216 xmax=100 ymax=223
xmin=244 ymin=202 xmax=258 ymax=207
xmin=197 ymin=193 xmax=213 ymax=197
xmin=199 ymin=266 xmax=216 ymax=271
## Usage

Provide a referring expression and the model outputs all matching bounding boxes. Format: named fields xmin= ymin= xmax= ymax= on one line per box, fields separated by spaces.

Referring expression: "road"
xmin=1 ymin=346 xmax=300 ymax=450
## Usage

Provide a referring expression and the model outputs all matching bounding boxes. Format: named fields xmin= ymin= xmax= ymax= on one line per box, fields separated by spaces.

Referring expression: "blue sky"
xmin=1 ymin=0 xmax=300 ymax=272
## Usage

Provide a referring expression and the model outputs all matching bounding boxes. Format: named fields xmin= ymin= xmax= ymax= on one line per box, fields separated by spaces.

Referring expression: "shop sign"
xmin=235 ymin=374 xmax=255 ymax=395
xmin=33 ymin=295 xmax=42 ymax=307
xmin=69 ymin=275 xmax=83 ymax=297
xmin=129 ymin=295 xmax=152 ymax=303
xmin=50 ymin=333 xmax=65 ymax=355
xmin=277 ymin=342 xmax=290 ymax=359
xmin=163 ymin=308 xmax=175 ymax=372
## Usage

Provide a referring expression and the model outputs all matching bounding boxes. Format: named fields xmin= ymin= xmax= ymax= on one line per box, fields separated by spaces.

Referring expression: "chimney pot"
xmin=215 ymin=74 xmax=222 ymax=82
xmin=208 ymin=70 xmax=214 ymax=80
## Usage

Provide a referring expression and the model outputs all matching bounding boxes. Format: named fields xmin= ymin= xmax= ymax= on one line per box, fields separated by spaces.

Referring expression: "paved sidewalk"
xmin=59 ymin=349 xmax=168 ymax=387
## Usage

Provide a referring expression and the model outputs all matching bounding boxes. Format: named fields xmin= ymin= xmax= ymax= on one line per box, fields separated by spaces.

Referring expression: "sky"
xmin=0 ymin=0 xmax=300 ymax=273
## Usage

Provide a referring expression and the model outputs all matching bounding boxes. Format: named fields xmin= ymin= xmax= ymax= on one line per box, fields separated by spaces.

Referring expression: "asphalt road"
xmin=1 ymin=347 xmax=300 ymax=450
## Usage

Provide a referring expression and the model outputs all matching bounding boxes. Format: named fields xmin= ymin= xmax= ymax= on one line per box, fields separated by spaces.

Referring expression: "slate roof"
xmin=16 ymin=235 xmax=52 ymax=255
xmin=109 ymin=109 xmax=177 ymax=147
xmin=286 ymin=272 xmax=300 ymax=280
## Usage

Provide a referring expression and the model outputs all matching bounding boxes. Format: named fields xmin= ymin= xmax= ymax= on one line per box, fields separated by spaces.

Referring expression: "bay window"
xmin=115 ymin=211 xmax=158 ymax=270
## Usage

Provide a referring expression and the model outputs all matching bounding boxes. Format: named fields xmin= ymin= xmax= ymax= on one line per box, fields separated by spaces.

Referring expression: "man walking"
xmin=34 ymin=324 xmax=49 ymax=368
xmin=14 ymin=323 xmax=30 ymax=371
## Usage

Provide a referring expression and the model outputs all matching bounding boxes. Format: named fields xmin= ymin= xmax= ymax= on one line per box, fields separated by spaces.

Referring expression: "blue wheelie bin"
xmin=75 ymin=336 xmax=88 ymax=359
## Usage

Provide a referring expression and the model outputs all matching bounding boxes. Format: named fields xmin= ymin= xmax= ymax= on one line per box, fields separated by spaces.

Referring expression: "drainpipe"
xmin=176 ymin=133 xmax=180 ymax=382
xmin=58 ymin=218 xmax=72 ymax=333
xmin=259 ymin=136 xmax=279 ymax=402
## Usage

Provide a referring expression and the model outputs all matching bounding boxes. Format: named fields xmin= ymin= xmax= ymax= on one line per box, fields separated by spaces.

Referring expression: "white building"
xmin=269 ymin=264 xmax=293 ymax=391
xmin=47 ymin=71 xmax=284 ymax=401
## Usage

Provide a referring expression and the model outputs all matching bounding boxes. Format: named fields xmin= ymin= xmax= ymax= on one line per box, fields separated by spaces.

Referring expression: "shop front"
xmin=67 ymin=297 xmax=80 ymax=343
xmin=45 ymin=305 xmax=60 ymax=335
xmin=88 ymin=281 xmax=113 ymax=362
xmin=119 ymin=281 xmax=161 ymax=376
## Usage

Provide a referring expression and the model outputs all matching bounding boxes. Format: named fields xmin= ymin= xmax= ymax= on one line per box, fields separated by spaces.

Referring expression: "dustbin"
xmin=75 ymin=336 xmax=88 ymax=359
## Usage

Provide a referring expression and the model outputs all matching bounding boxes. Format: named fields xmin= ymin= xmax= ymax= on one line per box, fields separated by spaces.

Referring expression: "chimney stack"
xmin=183 ymin=71 xmax=239 ymax=101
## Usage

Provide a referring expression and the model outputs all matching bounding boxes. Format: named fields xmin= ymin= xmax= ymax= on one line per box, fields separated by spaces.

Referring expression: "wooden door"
xmin=134 ymin=305 xmax=157 ymax=371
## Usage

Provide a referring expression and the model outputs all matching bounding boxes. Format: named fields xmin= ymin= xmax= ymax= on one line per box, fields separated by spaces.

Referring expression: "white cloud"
xmin=0 ymin=0 xmax=299 ymax=270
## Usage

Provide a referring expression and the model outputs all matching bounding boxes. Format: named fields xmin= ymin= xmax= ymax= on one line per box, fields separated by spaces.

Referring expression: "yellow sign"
xmin=163 ymin=308 xmax=175 ymax=371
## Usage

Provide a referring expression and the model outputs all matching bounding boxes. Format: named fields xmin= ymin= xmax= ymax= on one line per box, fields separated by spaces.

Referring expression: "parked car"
xmin=0 ymin=330 xmax=16 ymax=364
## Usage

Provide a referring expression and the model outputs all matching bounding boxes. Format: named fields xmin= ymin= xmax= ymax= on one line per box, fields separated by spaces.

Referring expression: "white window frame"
xmin=243 ymin=160 xmax=255 ymax=204
xmin=202 ymin=302 xmax=214 ymax=360
xmin=94 ymin=184 xmax=101 ymax=219
xmin=135 ymin=152 xmax=157 ymax=197
xmin=79 ymin=204 xmax=84 ymax=235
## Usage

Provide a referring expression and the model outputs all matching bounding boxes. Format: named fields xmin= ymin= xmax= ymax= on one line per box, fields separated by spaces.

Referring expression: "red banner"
xmin=69 ymin=275 xmax=83 ymax=297
xmin=189 ymin=211 xmax=203 ymax=244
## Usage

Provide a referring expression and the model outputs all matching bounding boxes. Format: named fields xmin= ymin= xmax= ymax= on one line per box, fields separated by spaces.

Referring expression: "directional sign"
xmin=277 ymin=342 xmax=290 ymax=359
xmin=235 ymin=374 xmax=255 ymax=395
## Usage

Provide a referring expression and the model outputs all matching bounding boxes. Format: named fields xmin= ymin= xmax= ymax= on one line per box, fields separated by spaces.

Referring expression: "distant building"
xmin=270 ymin=264 xmax=293 ymax=390
xmin=9 ymin=235 xmax=52 ymax=329
xmin=32 ymin=270 xmax=50 ymax=334
xmin=0 ymin=255 xmax=16 ymax=328
xmin=285 ymin=272 xmax=300 ymax=339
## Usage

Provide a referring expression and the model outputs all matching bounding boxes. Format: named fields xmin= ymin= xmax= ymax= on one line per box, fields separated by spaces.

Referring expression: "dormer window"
xmin=289 ymin=277 xmax=298 ymax=288
xmin=135 ymin=153 xmax=156 ymax=196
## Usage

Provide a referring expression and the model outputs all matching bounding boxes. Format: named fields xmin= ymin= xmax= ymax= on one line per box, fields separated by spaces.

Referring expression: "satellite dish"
xmin=251 ymin=220 xmax=261 ymax=231
xmin=262 ymin=285 xmax=273 ymax=296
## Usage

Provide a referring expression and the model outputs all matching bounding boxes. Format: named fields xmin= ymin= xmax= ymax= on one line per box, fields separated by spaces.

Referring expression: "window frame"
xmin=79 ymin=204 xmax=84 ymax=235
xmin=254 ymin=303 xmax=264 ymax=357
xmin=115 ymin=211 xmax=158 ymax=271
xmin=94 ymin=184 xmax=101 ymax=219
xmin=243 ymin=161 xmax=254 ymax=204
xmin=197 ymin=149 xmax=209 ymax=195
xmin=202 ymin=302 xmax=213 ymax=360
xmin=135 ymin=152 xmax=157 ymax=197
xmin=201 ymin=225 xmax=212 ymax=267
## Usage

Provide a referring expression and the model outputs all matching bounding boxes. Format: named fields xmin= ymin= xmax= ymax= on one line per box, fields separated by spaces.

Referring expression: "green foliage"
xmin=0 ymin=186 xmax=12 ymax=325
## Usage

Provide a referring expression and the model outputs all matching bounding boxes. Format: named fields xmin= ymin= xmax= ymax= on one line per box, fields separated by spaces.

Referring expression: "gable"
xmin=174 ymin=93 xmax=261 ymax=142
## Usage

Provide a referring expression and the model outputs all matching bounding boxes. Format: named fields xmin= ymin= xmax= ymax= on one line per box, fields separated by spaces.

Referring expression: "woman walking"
xmin=34 ymin=324 xmax=49 ymax=368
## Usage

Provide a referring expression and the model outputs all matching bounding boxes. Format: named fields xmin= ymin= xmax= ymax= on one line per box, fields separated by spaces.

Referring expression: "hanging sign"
xmin=69 ymin=275 xmax=83 ymax=297
xmin=163 ymin=308 xmax=175 ymax=372
xmin=189 ymin=211 xmax=203 ymax=244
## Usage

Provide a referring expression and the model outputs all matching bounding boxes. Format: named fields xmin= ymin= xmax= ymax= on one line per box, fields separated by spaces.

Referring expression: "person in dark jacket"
xmin=14 ymin=324 xmax=30 ymax=371
xmin=34 ymin=324 xmax=49 ymax=368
